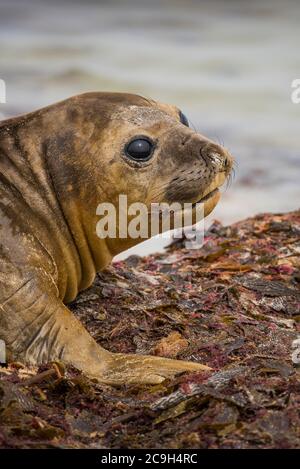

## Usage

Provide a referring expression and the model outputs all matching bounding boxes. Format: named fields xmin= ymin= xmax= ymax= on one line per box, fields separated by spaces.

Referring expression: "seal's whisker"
xmin=214 ymin=135 xmax=224 ymax=147
xmin=150 ymin=179 xmax=192 ymax=201
xmin=224 ymin=168 xmax=235 ymax=191
xmin=225 ymin=174 xmax=232 ymax=191
xmin=151 ymin=172 xmax=196 ymax=198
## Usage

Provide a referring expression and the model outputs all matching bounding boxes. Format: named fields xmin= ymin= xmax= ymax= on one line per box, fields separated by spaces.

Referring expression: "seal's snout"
xmin=200 ymin=142 xmax=233 ymax=174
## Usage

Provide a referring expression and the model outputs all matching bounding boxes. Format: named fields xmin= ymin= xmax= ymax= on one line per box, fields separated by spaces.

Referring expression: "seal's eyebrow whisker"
xmin=141 ymin=95 xmax=156 ymax=107
xmin=189 ymin=119 xmax=198 ymax=132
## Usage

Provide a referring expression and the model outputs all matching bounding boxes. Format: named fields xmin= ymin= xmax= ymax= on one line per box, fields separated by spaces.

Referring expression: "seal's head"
xmin=43 ymin=92 xmax=233 ymax=265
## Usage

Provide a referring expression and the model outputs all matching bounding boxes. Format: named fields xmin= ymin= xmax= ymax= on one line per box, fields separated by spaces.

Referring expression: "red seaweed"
xmin=1 ymin=210 xmax=299 ymax=448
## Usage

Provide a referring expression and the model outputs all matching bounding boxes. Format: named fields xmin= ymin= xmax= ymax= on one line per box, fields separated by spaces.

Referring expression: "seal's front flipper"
xmin=97 ymin=352 xmax=211 ymax=385
xmin=1 ymin=274 xmax=209 ymax=385
xmin=0 ymin=272 xmax=110 ymax=373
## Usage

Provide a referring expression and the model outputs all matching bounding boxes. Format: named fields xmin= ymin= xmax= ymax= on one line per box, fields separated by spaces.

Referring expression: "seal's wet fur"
xmin=0 ymin=93 xmax=232 ymax=384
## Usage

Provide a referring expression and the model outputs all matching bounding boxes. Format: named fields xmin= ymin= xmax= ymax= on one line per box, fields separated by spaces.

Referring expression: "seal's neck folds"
xmin=0 ymin=115 xmax=111 ymax=302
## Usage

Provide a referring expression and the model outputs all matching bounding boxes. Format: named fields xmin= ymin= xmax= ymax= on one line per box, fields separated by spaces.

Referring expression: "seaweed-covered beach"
xmin=1 ymin=210 xmax=299 ymax=449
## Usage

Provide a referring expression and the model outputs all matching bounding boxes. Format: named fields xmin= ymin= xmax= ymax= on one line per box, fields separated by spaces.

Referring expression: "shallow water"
xmin=0 ymin=0 xmax=299 ymax=258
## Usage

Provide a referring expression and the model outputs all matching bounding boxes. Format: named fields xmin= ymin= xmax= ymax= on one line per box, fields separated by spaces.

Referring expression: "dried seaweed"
xmin=1 ymin=210 xmax=299 ymax=448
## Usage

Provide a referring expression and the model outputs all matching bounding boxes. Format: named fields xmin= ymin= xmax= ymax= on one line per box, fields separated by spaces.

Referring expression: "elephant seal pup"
xmin=0 ymin=92 xmax=232 ymax=385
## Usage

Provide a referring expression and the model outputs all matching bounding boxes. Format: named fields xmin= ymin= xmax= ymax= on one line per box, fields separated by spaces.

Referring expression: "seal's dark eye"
xmin=179 ymin=111 xmax=189 ymax=127
xmin=125 ymin=138 xmax=154 ymax=161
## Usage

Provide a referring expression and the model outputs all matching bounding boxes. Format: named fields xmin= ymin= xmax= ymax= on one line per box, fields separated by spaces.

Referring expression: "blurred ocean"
xmin=0 ymin=0 xmax=299 ymax=258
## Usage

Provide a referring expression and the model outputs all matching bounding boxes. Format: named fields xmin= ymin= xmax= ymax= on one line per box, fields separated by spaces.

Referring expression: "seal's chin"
xmin=192 ymin=187 xmax=220 ymax=207
xmin=191 ymin=187 xmax=221 ymax=218
xmin=173 ymin=186 xmax=220 ymax=229
xmin=190 ymin=171 xmax=227 ymax=218
xmin=173 ymin=173 xmax=226 ymax=226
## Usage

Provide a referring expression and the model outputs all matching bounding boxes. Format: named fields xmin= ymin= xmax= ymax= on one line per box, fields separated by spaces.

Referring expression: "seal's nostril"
xmin=200 ymin=144 xmax=224 ymax=167
xmin=199 ymin=143 xmax=233 ymax=171
xmin=208 ymin=151 xmax=224 ymax=167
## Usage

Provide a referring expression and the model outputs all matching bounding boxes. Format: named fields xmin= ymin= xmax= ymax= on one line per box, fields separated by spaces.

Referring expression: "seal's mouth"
xmin=192 ymin=187 xmax=219 ymax=207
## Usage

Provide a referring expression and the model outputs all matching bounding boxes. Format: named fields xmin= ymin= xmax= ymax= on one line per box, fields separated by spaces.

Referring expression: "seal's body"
xmin=0 ymin=93 xmax=232 ymax=384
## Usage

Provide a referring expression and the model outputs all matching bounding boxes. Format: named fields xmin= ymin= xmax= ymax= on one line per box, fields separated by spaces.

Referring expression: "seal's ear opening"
xmin=179 ymin=110 xmax=189 ymax=127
